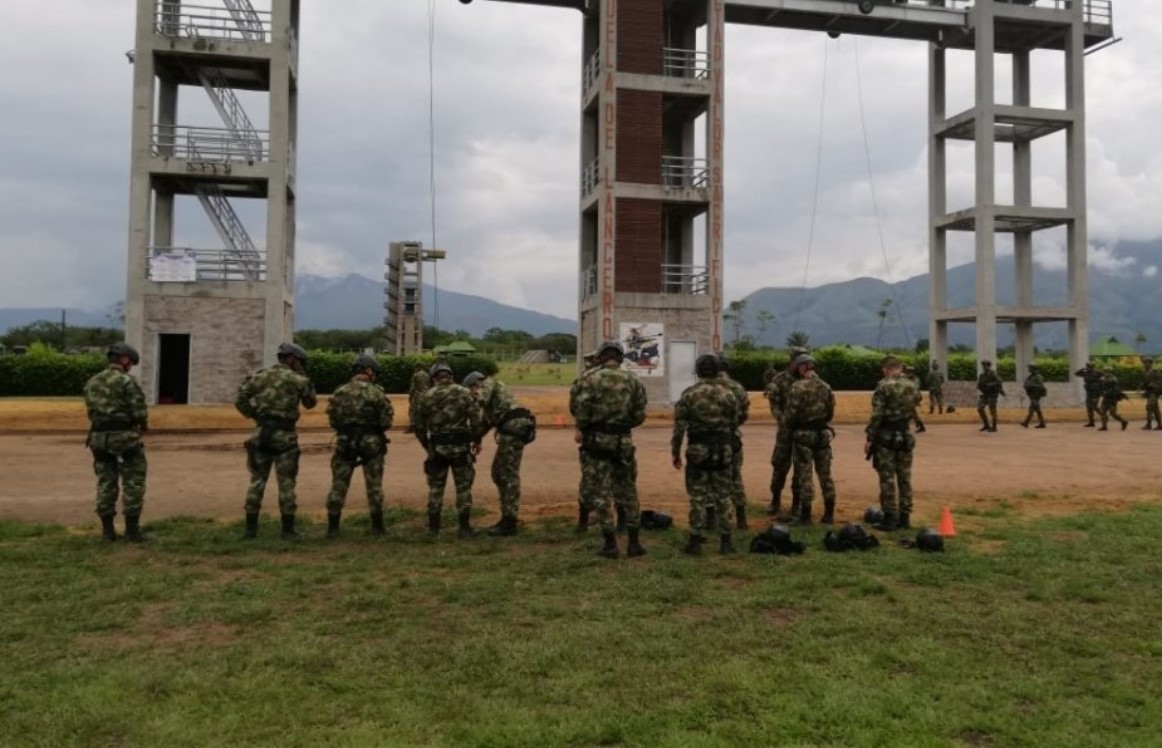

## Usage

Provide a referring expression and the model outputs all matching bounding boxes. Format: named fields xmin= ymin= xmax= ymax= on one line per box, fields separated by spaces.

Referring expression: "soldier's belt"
xmin=686 ymin=429 xmax=731 ymax=446
xmin=430 ymin=429 xmax=472 ymax=446
xmin=91 ymin=418 xmax=135 ymax=432
xmin=799 ymin=420 xmax=830 ymax=431
xmin=878 ymin=420 xmax=909 ymax=432
xmin=257 ymin=417 xmax=297 ymax=431
xmin=584 ymin=424 xmax=632 ymax=436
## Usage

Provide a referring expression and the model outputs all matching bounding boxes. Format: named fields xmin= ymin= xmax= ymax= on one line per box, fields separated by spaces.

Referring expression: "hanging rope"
xmin=427 ymin=0 xmax=440 ymax=329
xmin=792 ymin=39 xmax=831 ymax=333
xmin=853 ymin=39 xmax=912 ymax=348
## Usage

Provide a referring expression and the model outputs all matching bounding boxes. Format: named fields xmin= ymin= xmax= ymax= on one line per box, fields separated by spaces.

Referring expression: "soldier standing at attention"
xmin=464 ymin=371 xmax=536 ymax=537
xmin=1141 ymin=358 xmax=1162 ymax=430
xmin=717 ymin=354 xmax=750 ymax=530
xmin=574 ymin=340 xmax=649 ymax=559
xmin=904 ymin=364 xmax=927 ymax=433
xmin=569 ymin=351 xmax=606 ymax=533
xmin=928 ymin=360 xmax=945 ymax=415
xmin=865 ymin=356 xmax=918 ymax=531
xmin=325 ymin=354 xmax=394 ymax=537
xmin=765 ymin=346 xmax=808 ymax=518
xmin=235 ymin=343 xmax=318 ymax=539
xmin=1020 ymin=363 xmax=1047 ymax=429
xmin=1075 ymin=361 xmax=1102 ymax=427
xmin=406 ymin=363 xmax=432 ymax=434
xmin=784 ymin=354 xmax=838 ymax=525
xmin=84 ymin=342 xmax=149 ymax=543
xmin=414 ymin=363 xmax=483 ymax=538
xmin=673 ymin=354 xmax=739 ymax=556
xmin=1098 ymin=367 xmax=1129 ymax=431
xmin=976 ymin=360 xmax=1004 ymax=432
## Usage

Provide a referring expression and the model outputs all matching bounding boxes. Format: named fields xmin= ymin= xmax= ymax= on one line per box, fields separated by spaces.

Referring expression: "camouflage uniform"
xmin=976 ymin=365 xmax=1003 ymax=431
xmin=326 ymin=376 xmax=394 ymax=514
xmin=1021 ymin=368 xmax=1047 ymax=428
xmin=765 ymin=368 xmax=798 ymax=515
xmin=672 ymin=377 xmax=737 ymax=540
xmin=573 ymin=361 xmax=648 ymax=535
xmin=784 ymin=373 xmax=837 ymax=523
xmin=568 ymin=362 xmax=605 ymax=521
xmin=1141 ymin=360 xmax=1162 ymax=429
xmin=1098 ymin=370 xmax=1128 ymax=430
xmin=415 ymin=380 xmax=482 ymax=517
xmin=1075 ymin=364 xmax=1102 ymax=426
xmin=476 ymin=378 xmax=535 ymax=521
xmin=928 ymin=364 xmax=945 ymax=414
xmin=866 ymin=373 xmax=917 ymax=527
xmin=408 ymin=368 xmax=432 ymax=431
xmin=235 ymin=363 xmax=318 ymax=515
xmin=905 ymin=367 xmax=926 ymax=432
xmin=84 ymin=364 xmax=149 ymax=520
xmin=720 ymin=372 xmax=749 ymax=517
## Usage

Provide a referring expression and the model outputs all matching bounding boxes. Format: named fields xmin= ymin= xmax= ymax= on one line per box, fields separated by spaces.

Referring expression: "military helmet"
xmin=351 ymin=354 xmax=379 ymax=374
xmin=106 ymin=342 xmax=140 ymax=365
xmin=694 ymin=353 xmax=720 ymax=378
xmin=863 ymin=506 xmax=884 ymax=525
xmin=715 ymin=352 xmax=730 ymax=372
xmin=931 ymin=361 xmax=940 ymax=369
xmin=598 ymin=339 xmax=625 ymax=358
xmin=1144 ymin=357 xmax=1155 ymax=365
xmin=915 ymin=528 xmax=945 ymax=553
xmin=792 ymin=353 xmax=816 ymax=369
xmin=462 ymin=371 xmax=486 ymax=388
xmin=430 ymin=362 xmax=453 ymax=379
xmin=981 ymin=360 xmax=993 ymax=367
xmin=1027 ymin=363 xmax=1039 ymax=370
xmin=881 ymin=355 xmax=902 ymax=368
xmin=277 ymin=342 xmax=309 ymax=364
xmin=789 ymin=346 xmax=810 ymax=357
xmin=1102 ymin=366 xmax=1114 ymax=374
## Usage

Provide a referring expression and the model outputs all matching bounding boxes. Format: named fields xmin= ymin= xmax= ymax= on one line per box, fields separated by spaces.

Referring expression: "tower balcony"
xmin=662 ymin=156 xmax=709 ymax=190
xmin=147 ymin=246 xmax=267 ymax=283
xmin=154 ymin=1 xmax=272 ymax=44
xmin=151 ymin=124 xmax=268 ymax=165
xmin=662 ymin=48 xmax=710 ymax=81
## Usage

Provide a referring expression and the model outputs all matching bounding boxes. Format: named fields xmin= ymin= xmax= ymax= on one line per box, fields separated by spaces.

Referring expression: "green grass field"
xmin=495 ymin=362 xmax=574 ymax=387
xmin=3 ymin=506 xmax=1161 ymax=747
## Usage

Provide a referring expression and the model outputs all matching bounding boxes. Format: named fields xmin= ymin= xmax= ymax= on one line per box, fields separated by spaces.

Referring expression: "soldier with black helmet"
xmin=464 ymin=370 xmax=536 ymax=537
xmin=716 ymin=353 xmax=750 ymax=530
xmin=324 ymin=354 xmax=394 ymax=537
xmin=1021 ymin=363 xmax=1047 ymax=429
xmin=83 ymin=342 xmax=149 ymax=542
xmin=234 ymin=342 xmax=318 ymax=539
xmin=976 ymin=360 xmax=1003 ymax=432
xmin=765 ymin=346 xmax=809 ymax=518
xmin=1142 ymin=357 xmax=1162 ymax=430
xmin=414 ymin=363 xmax=483 ymax=538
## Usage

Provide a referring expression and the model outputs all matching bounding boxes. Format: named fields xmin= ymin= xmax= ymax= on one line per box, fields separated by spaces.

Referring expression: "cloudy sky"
xmin=0 ymin=0 xmax=1158 ymax=320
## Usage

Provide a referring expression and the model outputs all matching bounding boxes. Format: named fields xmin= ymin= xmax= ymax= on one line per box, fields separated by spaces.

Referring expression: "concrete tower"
xmin=384 ymin=241 xmax=445 ymax=356
xmin=124 ymin=0 xmax=299 ymax=404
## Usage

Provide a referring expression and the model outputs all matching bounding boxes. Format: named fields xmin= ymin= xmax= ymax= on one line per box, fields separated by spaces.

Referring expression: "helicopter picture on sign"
xmin=620 ymin=323 xmax=664 ymax=377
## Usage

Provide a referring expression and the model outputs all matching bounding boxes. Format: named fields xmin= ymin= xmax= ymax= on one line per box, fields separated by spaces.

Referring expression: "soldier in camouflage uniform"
xmin=673 ymin=354 xmax=739 ymax=556
xmin=784 ymin=354 xmax=837 ymax=525
xmin=976 ymin=360 xmax=1004 ymax=432
xmin=406 ymin=363 xmax=432 ymax=434
xmin=465 ymin=371 xmax=536 ymax=537
xmin=717 ymin=354 xmax=750 ymax=530
xmin=573 ymin=340 xmax=648 ymax=559
xmin=765 ymin=347 xmax=809 ymax=519
xmin=864 ymin=356 xmax=918 ymax=531
xmin=904 ymin=364 xmax=927 ymax=433
xmin=1020 ymin=363 xmax=1047 ymax=429
xmin=414 ymin=363 xmax=483 ymax=538
xmin=1075 ymin=361 xmax=1102 ymax=427
xmin=928 ymin=361 xmax=945 ymax=414
xmin=1098 ymin=367 xmax=1128 ymax=431
xmin=84 ymin=342 xmax=149 ymax=543
xmin=1141 ymin=358 xmax=1162 ymax=430
xmin=569 ymin=351 xmax=610 ymax=533
xmin=235 ymin=342 xmax=318 ymax=539
xmin=325 ymin=354 xmax=394 ymax=537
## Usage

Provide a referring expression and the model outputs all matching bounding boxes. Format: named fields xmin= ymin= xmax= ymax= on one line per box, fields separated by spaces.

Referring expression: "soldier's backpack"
xmin=639 ymin=510 xmax=673 ymax=530
xmin=749 ymin=524 xmax=806 ymax=555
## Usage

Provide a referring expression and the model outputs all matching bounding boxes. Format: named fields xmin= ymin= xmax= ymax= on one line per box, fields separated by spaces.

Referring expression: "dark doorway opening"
xmin=157 ymin=334 xmax=191 ymax=404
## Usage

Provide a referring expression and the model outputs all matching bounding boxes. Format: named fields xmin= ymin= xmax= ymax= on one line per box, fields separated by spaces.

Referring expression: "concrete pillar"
xmin=124 ymin=0 xmax=158 ymax=362
xmin=972 ymin=3 xmax=997 ymax=373
xmin=706 ymin=0 xmax=725 ymax=352
xmin=1065 ymin=8 xmax=1090 ymax=392
xmin=1012 ymin=49 xmax=1034 ymax=380
xmin=927 ymin=43 xmax=947 ymax=372
xmin=265 ymin=0 xmax=296 ymax=362
xmin=592 ymin=0 xmax=617 ymax=348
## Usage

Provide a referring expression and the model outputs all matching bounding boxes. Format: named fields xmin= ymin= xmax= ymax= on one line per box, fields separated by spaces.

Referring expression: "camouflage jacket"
xmin=327 ymin=376 xmax=393 ymax=432
xmin=1023 ymin=372 xmax=1047 ymax=399
xmin=415 ymin=382 xmax=482 ymax=449
xmin=761 ymin=364 xmax=778 ymax=388
xmin=568 ymin=365 xmax=601 ymax=419
xmin=1076 ymin=366 xmax=1102 ymax=393
xmin=573 ymin=361 xmax=648 ymax=433
xmin=1143 ymin=368 xmax=1162 ymax=395
xmin=1100 ymin=374 xmax=1124 ymax=402
xmin=476 ymin=377 xmax=533 ymax=440
xmin=929 ymin=369 xmax=945 ymax=391
xmin=234 ymin=363 xmax=317 ymax=424
xmin=721 ymin=374 xmax=749 ymax=428
xmin=672 ymin=378 xmax=738 ymax=462
xmin=84 ymin=364 xmax=148 ymax=431
xmin=866 ymin=375 xmax=917 ymax=437
xmin=409 ymin=370 xmax=432 ymax=402
xmin=765 ymin=369 xmax=796 ymax=424
xmin=977 ymin=369 xmax=1004 ymax=396
xmin=784 ymin=374 xmax=835 ymax=431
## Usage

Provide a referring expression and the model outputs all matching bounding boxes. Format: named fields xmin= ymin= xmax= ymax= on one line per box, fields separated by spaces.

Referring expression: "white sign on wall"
xmin=620 ymin=322 xmax=664 ymax=377
xmin=148 ymin=249 xmax=197 ymax=283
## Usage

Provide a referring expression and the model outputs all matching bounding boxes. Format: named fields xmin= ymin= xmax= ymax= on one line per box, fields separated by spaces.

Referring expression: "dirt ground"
xmin=2 ymin=390 xmax=1159 ymax=528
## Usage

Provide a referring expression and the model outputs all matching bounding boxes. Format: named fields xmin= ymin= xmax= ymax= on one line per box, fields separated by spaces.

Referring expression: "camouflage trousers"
xmin=686 ymin=463 xmax=733 ymax=538
xmin=1100 ymin=399 xmax=1127 ymax=427
xmin=769 ymin=428 xmax=795 ymax=500
xmin=929 ymin=389 xmax=943 ymax=413
xmin=791 ymin=429 xmax=836 ymax=511
xmin=1146 ymin=393 xmax=1161 ymax=425
xmin=977 ymin=394 xmax=999 ymax=425
xmin=586 ymin=444 xmax=640 ymax=533
xmin=491 ymin=434 xmax=525 ymax=519
xmin=1084 ymin=391 xmax=1100 ymax=423
xmin=426 ymin=447 xmax=475 ymax=514
xmin=578 ymin=450 xmax=626 ymax=512
xmin=730 ymin=433 xmax=746 ymax=510
xmin=244 ymin=428 xmax=300 ymax=515
xmin=89 ymin=430 xmax=146 ymax=518
xmin=1024 ymin=398 xmax=1044 ymax=425
xmin=325 ymin=434 xmax=386 ymax=513
xmin=872 ymin=432 xmax=915 ymax=519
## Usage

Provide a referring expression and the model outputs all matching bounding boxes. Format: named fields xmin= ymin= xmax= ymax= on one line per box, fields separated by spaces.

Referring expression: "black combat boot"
xmin=788 ymin=495 xmax=801 ymax=523
xmin=873 ymin=513 xmax=899 ymax=532
xmin=794 ymin=503 xmax=813 ymax=526
xmin=626 ymin=528 xmax=646 ymax=557
xmin=243 ymin=512 xmax=259 ymax=540
xmin=280 ymin=513 xmax=300 ymax=539
xmin=1121 ymin=418 xmax=1129 ymax=431
xmin=457 ymin=509 xmax=479 ymax=539
xmin=979 ymin=422 xmax=991 ymax=432
xmin=1035 ymin=419 xmax=1046 ymax=428
xmin=767 ymin=495 xmax=781 ymax=517
xmin=682 ymin=534 xmax=704 ymax=556
xmin=575 ymin=505 xmax=590 ymax=534
xmin=916 ymin=422 xmax=927 ymax=434
xmin=123 ymin=515 xmax=149 ymax=543
xmin=820 ymin=502 xmax=835 ymax=525
xmin=1098 ymin=424 xmax=1108 ymax=431
xmin=898 ymin=512 xmax=911 ymax=530
xmin=100 ymin=515 xmax=118 ymax=543
xmin=428 ymin=510 xmax=442 ymax=535
xmin=1142 ymin=421 xmax=1153 ymax=430
xmin=719 ymin=533 xmax=736 ymax=555
xmin=735 ymin=505 xmax=748 ymax=531
xmin=615 ymin=506 xmax=627 ymax=532
xmin=1020 ymin=419 xmax=1030 ymax=428
xmin=326 ymin=511 xmax=342 ymax=539
xmin=598 ymin=531 xmax=620 ymax=559
xmin=369 ymin=510 xmax=386 ymax=536
xmin=488 ymin=515 xmax=518 ymax=537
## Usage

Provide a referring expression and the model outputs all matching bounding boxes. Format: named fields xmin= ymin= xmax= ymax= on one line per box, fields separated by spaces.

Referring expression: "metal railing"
xmin=148 ymin=247 xmax=267 ymax=283
xmin=582 ymin=48 xmax=601 ymax=93
xmin=150 ymin=124 xmax=268 ymax=163
xmin=661 ymin=264 xmax=709 ymax=295
xmin=662 ymin=156 xmax=710 ymax=189
xmin=195 ymin=67 xmax=265 ymax=160
xmin=662 ymin=48 xmax=710 ymax=80
xmin=927 ymin=0 xmax=1112 ymax=25
xmin=581 ymin=157 xmax=600 ymax=196
xmin=581 ymin=265 xmax=598 ymax=299
xmin=154 ymin=1 xmax=272 ymax=42
xmin=194 ymin=184 xmax=265 ymax=282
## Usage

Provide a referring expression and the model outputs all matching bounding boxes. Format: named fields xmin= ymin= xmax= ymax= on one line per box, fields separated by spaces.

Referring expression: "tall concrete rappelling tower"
xmin=384 ymin=241 xmax=446 ymax=356
xmin=124 ymin=0 xmax=299 ymax=403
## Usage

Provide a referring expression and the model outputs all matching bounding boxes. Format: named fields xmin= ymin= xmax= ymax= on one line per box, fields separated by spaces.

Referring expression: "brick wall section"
xmin=616 ymin=89 xmax=662 ymax=184
xmin=617 ymin=0 xmax=663 ymax=75
xmin=615 ymin=198 xmax=662 ymax=293
xmin=142 ymin=296 xmax=265 ymax=404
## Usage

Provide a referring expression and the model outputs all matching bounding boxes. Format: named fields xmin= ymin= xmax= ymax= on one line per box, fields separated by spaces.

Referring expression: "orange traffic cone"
xmin=553 ymin=415 xmax=566 ymax=428
xmin=938 ymin=506 xmax=957 ymax=537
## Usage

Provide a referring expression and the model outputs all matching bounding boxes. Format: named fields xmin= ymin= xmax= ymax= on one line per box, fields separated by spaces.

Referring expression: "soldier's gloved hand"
xmin=672 ymin=456 xmax=682 ymax=470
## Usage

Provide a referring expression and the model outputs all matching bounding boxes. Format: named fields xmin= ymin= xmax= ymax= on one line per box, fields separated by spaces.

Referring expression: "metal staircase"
xmin=222 ymin=0 xmax=266 ymax=42
xmin=194 ymin=67 xmax=264 ymax=160
xmin=194 ymin=183 xmax=263 ymax=281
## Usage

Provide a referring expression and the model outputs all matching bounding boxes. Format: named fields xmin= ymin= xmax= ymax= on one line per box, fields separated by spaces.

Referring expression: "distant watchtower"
xmin=384 ymin=241 xmax=446 ymax=356
xmin=124 ymin=0 xmax=299 ymax=404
